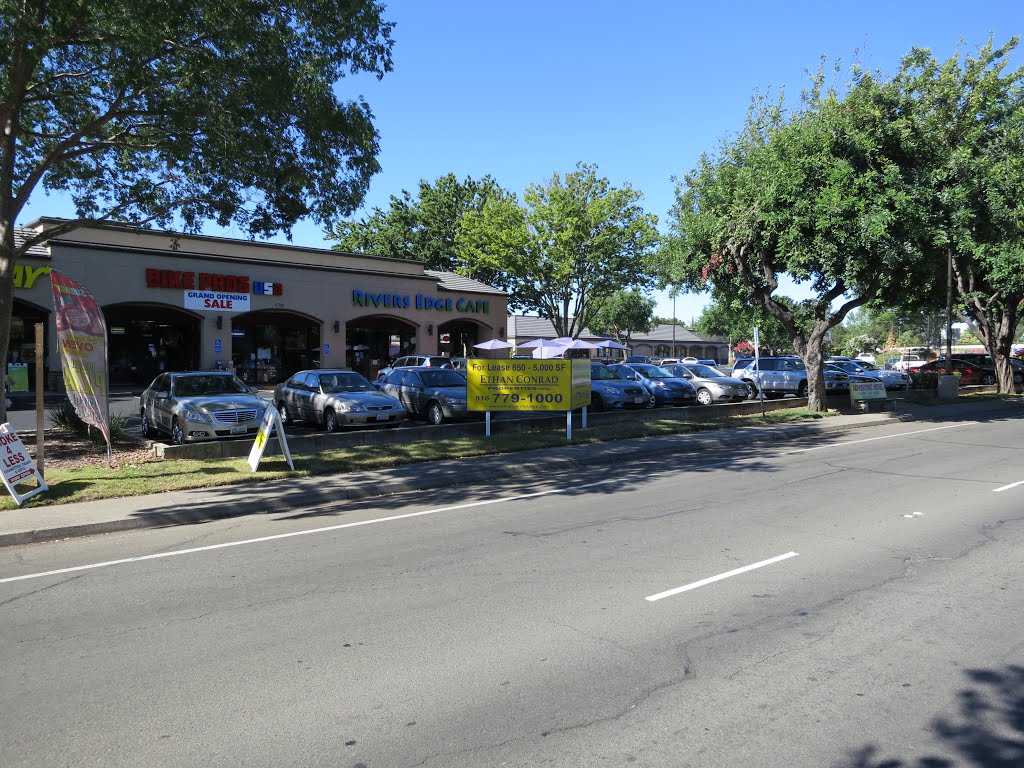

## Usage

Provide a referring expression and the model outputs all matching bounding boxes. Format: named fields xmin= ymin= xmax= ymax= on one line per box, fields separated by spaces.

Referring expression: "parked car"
xmin=273 ymin=369 xmax=405 ymax=431
xmin=730 ymin=358 xmax=754 ymax=378
xmin=733 ymin=356 xmax=849 ymax=398
xmin=681 ymin=356 xmax=699 ymax=363
xmin=831 ymin=359 xmax=911 ymax=390
xmin=918 ymin=359 xmax=998 ymax=385
xmin=608 ymin=363 xmax=697 ymax=406
xmin=825 ymin=362 xmax=882 ymax=385
xmin=140 ymin=371 xmax=268 ymax=445
xmin=377 ymin=367 xmax=471 ymax=424
xmin=624 ymin=355 xmax=652 ymax=364
xmin=893 ymin=354 xmax=929 ymax=373
xmin=376 ymin=354 xmax=453 ymax=380
xmin=855 ymin=352 xmax=877 ymax=365
xmin=941 ymin=353 xmax=1024 ymax=385
xmin=664 ymin=363 xmax=749 ymax=405
xmin=589 ymin=362 xmax=652 ymax=410
xmin=696 ymin=359 xmax=719 ymax=366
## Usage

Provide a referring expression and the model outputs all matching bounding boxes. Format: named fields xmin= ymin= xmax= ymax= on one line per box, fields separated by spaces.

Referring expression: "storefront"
xmin=12 ymin=219 xmax=508 ymax=391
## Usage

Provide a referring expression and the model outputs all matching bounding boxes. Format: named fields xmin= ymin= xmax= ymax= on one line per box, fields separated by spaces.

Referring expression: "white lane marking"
xmin=783 ymin=423 xmax=977 ymax=453
xmin=0 ymin=484 xmax=600 ymax=585
xmin=993 ymin=479 xmax=1024 ymax=493
xmin=645 ymin=551 xmax=799 ymax=602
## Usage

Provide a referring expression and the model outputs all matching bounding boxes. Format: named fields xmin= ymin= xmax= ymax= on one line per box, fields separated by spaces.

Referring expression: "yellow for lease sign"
xmin=466 ymin=358 xmax=591 ymax=411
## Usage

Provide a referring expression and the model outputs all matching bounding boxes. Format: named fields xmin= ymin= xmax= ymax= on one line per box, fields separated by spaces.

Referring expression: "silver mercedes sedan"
xmin=663 ymin=363 xmax=750 ymax=405
xmin=273 ymin=369 xmax=406 ymax=431
xmin=140 ymin=371 xmax=268 ymax=445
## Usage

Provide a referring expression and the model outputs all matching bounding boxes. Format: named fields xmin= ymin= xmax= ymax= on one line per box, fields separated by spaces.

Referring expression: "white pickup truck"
xmin=893 ymin=354 xmax=928 ymax=373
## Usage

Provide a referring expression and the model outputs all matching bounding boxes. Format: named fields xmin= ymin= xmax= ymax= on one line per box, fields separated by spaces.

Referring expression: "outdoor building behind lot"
xmin=10 ymin=219 xmax=507 ymax=391
xmin=507 ymin=316 xmax=728 ymax=362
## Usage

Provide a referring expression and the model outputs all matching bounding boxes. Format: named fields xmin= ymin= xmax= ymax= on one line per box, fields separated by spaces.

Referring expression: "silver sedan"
xmin=140 ymin=371 xmax=268 ymax=445
xmin=664 ymin=363 xmax=749 ymax=405
xmin=274 ymin=369 xmax=406 ymax=431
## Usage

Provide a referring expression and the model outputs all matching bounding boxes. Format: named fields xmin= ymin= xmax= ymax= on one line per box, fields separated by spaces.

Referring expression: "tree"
xmin=1 ymin=0 xmax=395 ymax=420
xmin=326 ymin=173 xmax=510 ymax=280
xmin=588 ymin=290 xmax=655 ymax=345
xmin=661 ymin=62 xmax=936 ymax=411
xmin=897 ymin=39 xmax=1024 ymax=391
xmin=693 ymin=287 xmax=801 ymax=356
xmin=457 ymin=163 xmax=660 ymax=338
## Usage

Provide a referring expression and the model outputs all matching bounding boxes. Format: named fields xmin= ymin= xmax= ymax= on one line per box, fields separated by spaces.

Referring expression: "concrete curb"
xmin=0 ymin=410 xmax=906 ymax=548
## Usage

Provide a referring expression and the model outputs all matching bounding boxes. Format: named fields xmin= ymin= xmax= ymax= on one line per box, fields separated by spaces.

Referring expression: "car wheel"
xmin=590 ymin=393 xmax=604 ymax=412
xmin=744 ymin=380 xmax=758 ymax=398
xmin=426 ymin=401 xmax=445 ymax=425
xmin=645 ymin=394 xmax=656 ymax=409
xmin=140 ymin=410 xmax=156 ymax=438
xmin=277 ymin=401 xmax=290 ymax=426
xmin=797 ymin=381 xmax=809 ymax=398
xmin=981 ymin=374 xmax=996 ymax=385
xmin=323 ymin=408 xmax=338 ymax=432
xmin=171 ymin=418 xmax=185 ymax=446
xmin=696 ymin=388 xmax=713 ymax=406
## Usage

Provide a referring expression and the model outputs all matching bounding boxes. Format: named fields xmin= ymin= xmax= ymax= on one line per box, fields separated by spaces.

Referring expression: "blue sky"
xmin=18 ymin=0 xmax=1024 ymax=324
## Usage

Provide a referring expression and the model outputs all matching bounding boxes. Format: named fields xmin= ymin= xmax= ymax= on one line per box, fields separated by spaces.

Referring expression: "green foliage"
xmin=49 ymin=402 xmax=129 ymax=443
xmin=910 ymin=369 xmax=958 ymax=390
xmin=693 ymin=288 xmax=798 ymax=354
xmin=327 ymin=174 xmax=511 ymax=281
xmin=458 ymin=163 xmax=660 ymax=337
xmin=588 ymin=290 xmax=656 ymax=342
xmin=0 ymin=0 xmax=395 ymax=419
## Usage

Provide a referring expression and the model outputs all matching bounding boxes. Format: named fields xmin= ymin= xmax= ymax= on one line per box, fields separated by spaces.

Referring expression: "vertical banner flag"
xmin=50 ymin=270 xmax=111 ymax=451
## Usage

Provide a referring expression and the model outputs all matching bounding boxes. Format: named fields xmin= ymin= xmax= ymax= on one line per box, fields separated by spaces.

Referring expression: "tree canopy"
xmin=327 ymin=173 xmax=511 ymax=280
xmin=458 ymin=163 xmax=660 ymax=338
xmin=0 ymin=0 xmax=394 ymax=419
xmin=588 ymin=289 xmax=656 ymax=345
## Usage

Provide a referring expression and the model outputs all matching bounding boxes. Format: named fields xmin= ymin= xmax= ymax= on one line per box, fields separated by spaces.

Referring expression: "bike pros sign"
xmin=465 ymin=359 xmax=590 ymax=412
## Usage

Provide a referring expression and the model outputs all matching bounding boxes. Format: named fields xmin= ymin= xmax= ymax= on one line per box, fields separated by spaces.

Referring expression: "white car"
xmin=855 ymin=352 xmax=876 ymax=365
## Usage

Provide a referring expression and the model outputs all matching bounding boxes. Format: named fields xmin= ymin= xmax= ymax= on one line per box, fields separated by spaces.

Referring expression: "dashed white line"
xmin=993 ymin=479 xmax=1024 ymax=493
xmin=783 ymin=422 xmax=977 ymax=453
xmin=645 ymin=551 xmax=799 ymax=602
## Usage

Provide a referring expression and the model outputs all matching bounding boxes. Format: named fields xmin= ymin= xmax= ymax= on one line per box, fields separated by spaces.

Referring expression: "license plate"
xmin=633 ymin=397 xmax=645 ymax=403
xmin=375 ymin=413 xmax=390 ymax=421
xmin=230 ymin=424 xmax=248 ymax=434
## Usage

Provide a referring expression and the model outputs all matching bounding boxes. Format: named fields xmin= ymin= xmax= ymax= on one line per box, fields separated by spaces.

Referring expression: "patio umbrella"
xmin=473 ymin=339 xmax=514 ymax=350
xmin=517 ymin=338 xmax=569 ymax=350
xmin=559 ymin=339 xmax=599 ymax=350
xmin=593 ymin=339 xmax=630 ymax=350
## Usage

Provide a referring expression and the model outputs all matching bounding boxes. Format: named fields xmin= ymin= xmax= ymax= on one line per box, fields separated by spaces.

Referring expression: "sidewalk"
xmin=2 ymin=398 xmax=1020 ymax=548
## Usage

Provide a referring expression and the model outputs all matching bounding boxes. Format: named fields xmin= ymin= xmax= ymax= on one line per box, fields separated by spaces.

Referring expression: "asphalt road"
xmin=1 ymin=414 xmax=1022 ymax=767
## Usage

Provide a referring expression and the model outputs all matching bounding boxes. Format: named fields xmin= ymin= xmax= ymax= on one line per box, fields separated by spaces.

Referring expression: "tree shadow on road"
xmin=837 ymin=665 xmax=1023 ymax=768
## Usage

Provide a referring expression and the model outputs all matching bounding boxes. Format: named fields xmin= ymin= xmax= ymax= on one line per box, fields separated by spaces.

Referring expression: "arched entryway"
xmin=104 ymin=303 xmax=202 ymax=387
xmin=231 ymin=310 xmax=321 ymax=386
xmin=7 ymin=298 xmax=49 ymax=392
xmin=346 ymin=316 xmax=417 ymax=380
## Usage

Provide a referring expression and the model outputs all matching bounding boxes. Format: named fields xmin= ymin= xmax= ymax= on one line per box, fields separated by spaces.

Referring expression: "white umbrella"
xmin=518 ymin=338 xmax=568 ymax=350
xmin=559 ymin=339 xmax=599 ymax=350
xmin=593 ymin=339 xmax=630 ymax=350
xmin=473 ymin=339 xmax=514 ymax=350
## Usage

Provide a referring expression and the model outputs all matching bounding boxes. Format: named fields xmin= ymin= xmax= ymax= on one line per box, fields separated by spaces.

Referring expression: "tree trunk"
xmin=970 ymin=295 xmax=1021 ymax=394
xmin=0 ymin=221 xmax=17 ymax=424
xmin=795 ymin=320 xmax=830 ymax=412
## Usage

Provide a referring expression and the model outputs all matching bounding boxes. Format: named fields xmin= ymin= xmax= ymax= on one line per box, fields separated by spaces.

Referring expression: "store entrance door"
xmin=231 ymin=310 xmax=321 ymax=386
xmin=104 ymin=304 xmax=201 ymax=388
xmin=346 ymin=317 xmax=416 ymax=380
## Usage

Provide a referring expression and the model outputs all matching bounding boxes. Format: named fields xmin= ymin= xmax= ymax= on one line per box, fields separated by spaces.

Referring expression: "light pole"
xmin=672 ymin=292 xmax=677 ymax=357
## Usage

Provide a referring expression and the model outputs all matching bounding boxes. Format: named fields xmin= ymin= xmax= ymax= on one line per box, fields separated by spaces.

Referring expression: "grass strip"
xmin=3 ymin=407 xmax=833 ymax=510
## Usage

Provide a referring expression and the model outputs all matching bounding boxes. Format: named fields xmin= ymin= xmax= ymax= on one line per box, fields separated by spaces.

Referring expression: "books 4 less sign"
xmin=466 ymin=359 xmax=590 ymax=411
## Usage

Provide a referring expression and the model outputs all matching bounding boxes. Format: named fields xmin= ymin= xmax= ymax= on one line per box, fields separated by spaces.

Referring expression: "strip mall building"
xmin=10 ymin=219 xmax=507 ymax=390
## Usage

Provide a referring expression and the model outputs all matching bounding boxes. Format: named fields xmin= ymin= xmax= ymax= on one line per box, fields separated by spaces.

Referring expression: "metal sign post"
xmin=753 ymin=326 xmax=765 ymax=418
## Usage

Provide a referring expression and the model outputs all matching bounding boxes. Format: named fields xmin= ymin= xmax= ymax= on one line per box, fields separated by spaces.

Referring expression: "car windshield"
xmin=171 ymin=374 xmax=250 ymax=397
xmin=857 ymin=362 xmax=880 ymax=371
xmin=319 ymin=372 xmax=375 ymax=393
xmin=419 ymin=369 xmax=467 ymax=388
xmin=634 ymin=364 xmax=672 ymax=378
xmin=686 ymin=364 xmax=722 ymax=378
xmin=591 ymin=365 xmax=622 ymax=381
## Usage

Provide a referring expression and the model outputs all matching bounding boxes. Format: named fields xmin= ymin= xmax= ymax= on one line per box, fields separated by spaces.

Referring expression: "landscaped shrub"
xmin=910 ymin=370 xmax=960 ymax=389
xmin=48 ymin=401 xmax=129 ymax=443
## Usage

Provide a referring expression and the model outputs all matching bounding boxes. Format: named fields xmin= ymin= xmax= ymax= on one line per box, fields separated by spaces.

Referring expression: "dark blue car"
xmin=608 ymin=363 xmax=697 ymax=407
